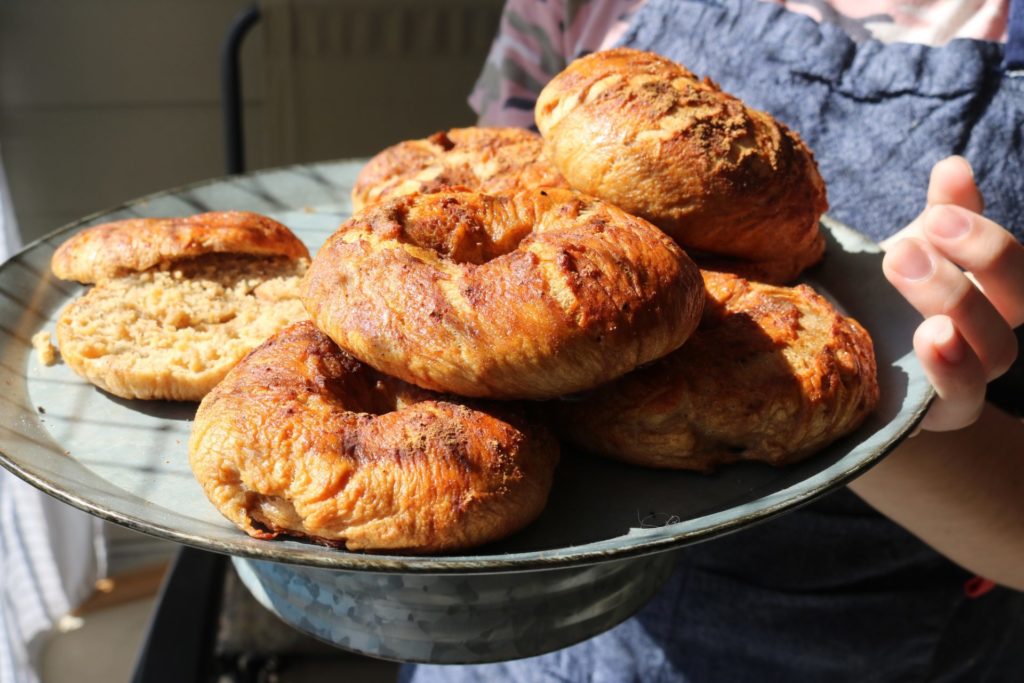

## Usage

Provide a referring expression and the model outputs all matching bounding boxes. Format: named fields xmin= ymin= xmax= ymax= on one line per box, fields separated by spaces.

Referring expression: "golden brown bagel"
xmin=553 ymin=270 xmax=879 ymax=470
xmin=535 ymin=48 xmax=828 ymax=284
xmin=302 ymin=188 xmax=706 ymax=399
xmin=52 ymin=211 xmax=309 ymax=283
xmin=351 ymin=127 xmax=569 ymax=211
xmin=51 ymin=212 xmax=310 ymax=401
xmin=189 ymin=321 xmax=559 ymax=553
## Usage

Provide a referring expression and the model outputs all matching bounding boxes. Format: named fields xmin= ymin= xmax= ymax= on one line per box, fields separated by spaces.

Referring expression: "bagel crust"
xmin=553 ymin=271 xmax=879 ymax=470
xmin=52 ymin=211 xmax=310 ymax=284
xmin=535 ymin=48 xmax=828 ymax=284
xmin=302 ymin=188 xmax=706 ymax=399
xmin=351 ymin=127 xmax=569 ymax=211
xmin=189 ymin=321 xmax=559 ymax=553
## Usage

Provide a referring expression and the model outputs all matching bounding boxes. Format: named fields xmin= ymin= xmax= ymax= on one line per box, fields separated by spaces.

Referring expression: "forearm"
xmin=848 ymin=402 xmax=1024 ymax=590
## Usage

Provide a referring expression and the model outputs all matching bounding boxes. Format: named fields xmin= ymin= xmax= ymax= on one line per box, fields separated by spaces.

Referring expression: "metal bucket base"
xmin=233 ymin=551 xmax=676 ymax=664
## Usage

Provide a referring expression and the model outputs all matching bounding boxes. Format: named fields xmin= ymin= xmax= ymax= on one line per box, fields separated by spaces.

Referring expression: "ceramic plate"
xmin=0 ymin=159 xmax=933 ymax=573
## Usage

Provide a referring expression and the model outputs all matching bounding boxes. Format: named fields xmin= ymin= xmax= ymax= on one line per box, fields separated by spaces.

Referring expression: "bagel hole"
xmin=403 ymin=196 xmax=535 ymax=265
xmin=325 ymin=374 xmax=400 ymax=416
xmin=333 ymin=371 xmax=432 ymax=417
xmin=360 ymin=378 xmax=427 ymax=415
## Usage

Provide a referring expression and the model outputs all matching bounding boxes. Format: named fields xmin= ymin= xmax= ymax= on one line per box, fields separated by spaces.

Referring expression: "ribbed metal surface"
xmin=260 ymin=0 xmax=504 ymax=164
xmin=233 ymin=551 xmax=678 ymax=663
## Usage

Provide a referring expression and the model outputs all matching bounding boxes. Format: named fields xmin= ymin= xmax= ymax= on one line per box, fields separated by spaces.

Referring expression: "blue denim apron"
xmin=403 ymin=2 xmax=1024 ymax=680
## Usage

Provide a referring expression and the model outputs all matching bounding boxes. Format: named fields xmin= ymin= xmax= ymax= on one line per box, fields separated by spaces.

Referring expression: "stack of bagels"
xmin=55 ymin=49 xmax=880 ymax=554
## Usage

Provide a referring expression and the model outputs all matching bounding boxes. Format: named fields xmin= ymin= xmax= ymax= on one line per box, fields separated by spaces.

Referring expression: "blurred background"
xmin=0 ymin=0 xmax=502 ymax=244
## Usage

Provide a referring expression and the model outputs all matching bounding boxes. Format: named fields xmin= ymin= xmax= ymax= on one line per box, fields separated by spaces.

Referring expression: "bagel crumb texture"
xmin=56 ymin=253 xmax=309 ymax=401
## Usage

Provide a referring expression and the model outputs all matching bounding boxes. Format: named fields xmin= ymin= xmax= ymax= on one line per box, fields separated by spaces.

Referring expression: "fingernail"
xmin=934 ymin=317 xmax=965 ymax=364
xmin=953 ymin=155 xmax=975 ymax=178
xmin=889 ymin=239 xmax=934 ymax=281
xmin=926 ymin=205 xmax=971 ymax=240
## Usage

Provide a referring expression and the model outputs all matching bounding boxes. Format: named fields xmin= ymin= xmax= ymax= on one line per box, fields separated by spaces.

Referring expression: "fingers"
xmin=880 ymin=156 xmax=984 ymax=249
xmin=914 ymin=316 xmax=987 ymax=432
xmin=919 ymin=204 xmax=1024 ymax=328
xmin=883 ymin=155 xmax=1022 ymax=432
xmin=884 ymin=237 xmax=1018 ymax=381
xmin=926 ymin=155 xmax=984 ymax=214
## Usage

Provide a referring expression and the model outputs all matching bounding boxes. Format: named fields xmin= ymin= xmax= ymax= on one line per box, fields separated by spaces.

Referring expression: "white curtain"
xmin=0 ymin=143 xmax=18 ymax=258
xmin=0 ymin=144 xmax=107 ymax=683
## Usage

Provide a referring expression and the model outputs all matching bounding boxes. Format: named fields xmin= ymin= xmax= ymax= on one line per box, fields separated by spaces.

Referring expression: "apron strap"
xmin=1005 ymin=0 xmax=1024 ymax=71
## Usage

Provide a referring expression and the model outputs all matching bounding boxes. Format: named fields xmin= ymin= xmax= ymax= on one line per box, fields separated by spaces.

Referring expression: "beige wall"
xmin=0 ymin=1 xmax=259 ymax=243
xmin=1 ymin=0 xmax=501 ymax=245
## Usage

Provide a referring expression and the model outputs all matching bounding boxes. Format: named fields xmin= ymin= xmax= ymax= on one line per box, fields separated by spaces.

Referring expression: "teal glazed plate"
xmin=0 ymin=160 xmax=934 ymax=662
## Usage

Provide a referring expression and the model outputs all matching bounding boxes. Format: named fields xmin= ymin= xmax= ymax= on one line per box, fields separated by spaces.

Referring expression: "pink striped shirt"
xmin=471 ymin=0 xmax=1010 ymax=127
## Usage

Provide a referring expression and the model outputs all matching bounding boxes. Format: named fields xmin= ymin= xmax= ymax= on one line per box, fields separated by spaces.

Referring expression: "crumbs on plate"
xmin=32 ymin=330 xmax=59 ymax=366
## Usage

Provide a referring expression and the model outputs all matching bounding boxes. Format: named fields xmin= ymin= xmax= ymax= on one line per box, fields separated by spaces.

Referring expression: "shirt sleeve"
xmin=469 ymin=0 xmax=648 ymax=128
xmin=468 ymin=0 xmax=570 ymax=128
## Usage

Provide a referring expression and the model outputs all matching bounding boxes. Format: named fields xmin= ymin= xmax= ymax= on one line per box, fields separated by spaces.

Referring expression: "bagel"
xmin=52 ymin=212 xmax=310 ymax=401
xmin=52 ymin=211 xmax=309 ymax=283
xmin=535 ymin=48 xmax=828 ymax=284
xmin=351 ymin=127 xmax=569 ymax=211
xmin=189 ymin=321 xmax=559 ymax=553
xmin=553 ymin=270 xmax=879 ymax=470
xmin=301 ymin=188 xmax=706 ymax=399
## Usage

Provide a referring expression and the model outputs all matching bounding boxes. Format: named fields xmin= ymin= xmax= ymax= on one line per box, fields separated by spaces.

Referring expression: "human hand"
xmin=882 ymin=156 xmax=1023 ymax=432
